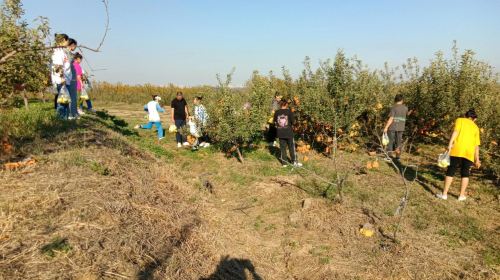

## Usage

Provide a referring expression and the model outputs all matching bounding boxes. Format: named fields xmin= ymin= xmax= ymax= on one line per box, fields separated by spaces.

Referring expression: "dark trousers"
xmin=446 ymin=156 xmax=473 ymax=178
xmin=387 ymin=130 xmax=404 ymax=153
xmin=175 ymin=119 xmax=186 ymax=143
xmin=279 ymin=138 xmax=296 ymax=164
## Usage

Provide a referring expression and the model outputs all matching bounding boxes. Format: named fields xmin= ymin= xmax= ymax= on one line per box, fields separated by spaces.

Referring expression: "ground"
xmin=0 ymin=101 xmax=498 ymax=280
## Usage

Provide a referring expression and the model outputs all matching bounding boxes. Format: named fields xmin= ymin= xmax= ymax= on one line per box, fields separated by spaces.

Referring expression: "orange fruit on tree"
xmin=366 ymin=162 xmax=373 ymax=169
xmin=303 ymin=156 xmax=309 ymax=162
xmin=372 ymin=161 xmax=380 ymax=168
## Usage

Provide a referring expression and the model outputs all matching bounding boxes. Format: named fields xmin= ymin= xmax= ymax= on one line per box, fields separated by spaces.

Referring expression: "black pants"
xmin=446 ymin=156 xmax=473 ymax=178
xmin=279 ymin=138 xmax=296 ymax=164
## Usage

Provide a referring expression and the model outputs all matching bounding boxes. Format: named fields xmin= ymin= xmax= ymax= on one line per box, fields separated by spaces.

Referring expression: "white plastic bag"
xmin=188 ymin=120 xmax=201 ymax=137
xmin=438 ymin=152 xmax=450 ymax=168
xmin=80 ymin=88 xmax=89 ymax=100
xmin=382 ymin=132 xmax=390 ymax=146
xmin=168 ymin=124 xmax=177 ymax=133
xmin=57 ymin=86 xmax=70 ymax=104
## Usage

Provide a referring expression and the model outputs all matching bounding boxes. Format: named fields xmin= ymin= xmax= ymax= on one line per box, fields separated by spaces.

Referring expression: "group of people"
xmin=51 ymin=33 xmax=94 ymax=120
xmin=135 ymin=92 xmax=209 ymax=149
xmin=382 ymin=94 xmax=481 ymax=202
xmin=136 ymin=90 xmax=481 ymax=201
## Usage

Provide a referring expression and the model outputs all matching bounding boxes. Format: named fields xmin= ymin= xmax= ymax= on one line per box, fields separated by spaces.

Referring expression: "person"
xmin=436 ymin=109 xmax=481 ymax=201
xmin=80 ymin=69 xmax=95 ymax=112
xmin=50 ymin=33 xmax=69 ymax=111
xmin=383 ymin=94 xmax=409 ymax=160
xmin=66 ymin=38 xmax=79 ymax=120
xmin=267 ymin=93 xmax=282 ymax=147
xmin=193 ymin=96 xmax=210 ymax=147
xmin=135 ymin=95 xmax=165 ymax=140
xmin=171 ymin=92 xmax=190 ymax=148
xmin=273 ymin=100 xmax=302 ymax=167
xmin=72 ymin=53 xmax=94 ymax=113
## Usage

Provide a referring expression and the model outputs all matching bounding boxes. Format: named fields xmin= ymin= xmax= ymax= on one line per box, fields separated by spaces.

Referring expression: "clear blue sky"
xmin=19 ymin=0 xmax=500 ymax=86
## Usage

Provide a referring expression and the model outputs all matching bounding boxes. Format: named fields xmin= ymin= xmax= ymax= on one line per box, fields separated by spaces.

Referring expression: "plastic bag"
xmin=382 ymin=132 xmax=390 ymax=146
xmin=57 ymin=86 xmax=70 ymax=104
xmin=168 ymin=124 xmax=177 ymax=133
xmin=80 ymin=88 xmax=89 ymax=100
xmin=188 ymin=120 xmax=201 ymax=137
xmin=438 ymin=152 xmax=450 ymax=168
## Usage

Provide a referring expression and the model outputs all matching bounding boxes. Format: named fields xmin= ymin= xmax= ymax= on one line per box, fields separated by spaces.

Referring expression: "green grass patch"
xmin=41 ymin=237 xmax=72 ymax=258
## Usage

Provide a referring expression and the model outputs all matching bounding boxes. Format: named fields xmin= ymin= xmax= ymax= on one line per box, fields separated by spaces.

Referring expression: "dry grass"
xmin=1 ymin=102 xmax=499 ymax=279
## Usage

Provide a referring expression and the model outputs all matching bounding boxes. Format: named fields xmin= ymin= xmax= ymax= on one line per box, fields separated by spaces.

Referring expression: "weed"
xmin=89 ymin=160 xmax=111 ymax=176
xmin=41 ymin=237 xmax=72 ymax=258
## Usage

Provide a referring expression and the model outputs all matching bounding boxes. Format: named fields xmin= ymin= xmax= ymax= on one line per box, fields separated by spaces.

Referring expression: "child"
xmin=135 ymin=95 xmax=165 ymax=140
xmin=273 ymin=100 xmax=302 ymax=167
xmin=436 ymin=109 xmax=481 ymax=201
xmin=383 ymin=94 xmax=409 ymax=159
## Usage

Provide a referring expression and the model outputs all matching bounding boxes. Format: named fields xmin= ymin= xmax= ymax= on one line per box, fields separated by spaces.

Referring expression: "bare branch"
xmin=0 ymin=50 xmax=18 ymax=65
xmin=78 ymin=0 xmax=110 ymax=52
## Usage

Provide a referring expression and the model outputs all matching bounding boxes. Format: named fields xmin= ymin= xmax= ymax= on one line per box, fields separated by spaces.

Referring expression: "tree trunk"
xmin=236 ymin=146 xmax=244 ymax=163
xmin=40 ymin=91 xmax=46 ymax=103
xmin=22 ymin=90 xmax=29 ymax=109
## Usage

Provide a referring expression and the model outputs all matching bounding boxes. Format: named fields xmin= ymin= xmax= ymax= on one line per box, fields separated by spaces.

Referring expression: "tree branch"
xmin=78 ymin=0 xmax=109 ymax=52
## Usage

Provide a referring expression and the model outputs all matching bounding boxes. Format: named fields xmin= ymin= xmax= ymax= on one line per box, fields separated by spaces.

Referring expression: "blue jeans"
xmin=57 ymin=104 xmax=69 ymax=119
xmin=175 ymin=119 xmax=186 ymax=143
xmin=66 ymin=83 xmax=78 ymax=117
xmin=141 ymin=121 xmax=164 ymax=139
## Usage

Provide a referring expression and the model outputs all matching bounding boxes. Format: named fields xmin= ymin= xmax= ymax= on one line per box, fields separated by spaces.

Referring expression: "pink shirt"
xmin=73 ymin=61 xmax=83 ymax=91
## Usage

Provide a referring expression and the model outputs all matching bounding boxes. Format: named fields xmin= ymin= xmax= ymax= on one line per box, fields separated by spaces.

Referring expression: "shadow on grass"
xmin=91 ymin=110 xmax=138 ymax=137
xmin=384 ymin=159 xmax=442 ymax=196
xmin=137 ymin=221 xmax=199 ymax=280
xmin=200 ymin=255 xmax=263 ymax=280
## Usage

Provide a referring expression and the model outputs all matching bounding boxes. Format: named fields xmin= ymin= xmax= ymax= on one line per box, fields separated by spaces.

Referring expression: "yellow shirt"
xmin=450 ymin=118 xmax=480 ymax=162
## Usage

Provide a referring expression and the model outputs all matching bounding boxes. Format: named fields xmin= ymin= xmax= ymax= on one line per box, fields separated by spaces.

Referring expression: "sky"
xmin=19 ymin=0 xmax=500 ymax=86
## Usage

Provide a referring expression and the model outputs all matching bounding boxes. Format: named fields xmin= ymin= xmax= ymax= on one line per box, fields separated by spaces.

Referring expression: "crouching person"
xmin=135 ymin=95 xmax=165 ymax=140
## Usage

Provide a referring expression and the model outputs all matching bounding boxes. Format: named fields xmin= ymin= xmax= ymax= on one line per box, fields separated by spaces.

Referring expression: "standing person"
xmin=273 ymin=100 xmax=302 ymax=167
xmin=193 ymin=96 xmax=210 ymax=147
xmin=80 ymin=69 xmax=95 ymax=112
xmin=134 ymin=95 xmax=165 ymax=140
xmin=66 ymin=38 xmax=79 ymax=119
xmin=436 ymin=109 xmax=481 ymax=201
xmin=50 ymin=33 xmax=69 ymax=111
xmin=268 ymin=93 xmax=282 ymax=147
xmin=383 ymin=94 xmax=409 ymax=160
xmin=72 ymin=52 xmax=86 ymax=115
xmin=171 ymin=92 xmax=190 ymax=148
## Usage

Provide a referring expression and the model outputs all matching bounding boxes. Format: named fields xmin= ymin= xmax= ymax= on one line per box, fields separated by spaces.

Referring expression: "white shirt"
xmin=50 ymin=47 xmax=72 ymax=85
xmin=146 ymin=101 xmax=162 ymax=122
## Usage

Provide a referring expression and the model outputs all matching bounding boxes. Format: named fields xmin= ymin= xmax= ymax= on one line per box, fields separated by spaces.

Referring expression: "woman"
xmin=193 ymin=96 xmax=209 ymax=147
xmin=437 ymin=109 xmax=481 ymax=201
xmin=51 ymin=33 xmax=69 ymax=114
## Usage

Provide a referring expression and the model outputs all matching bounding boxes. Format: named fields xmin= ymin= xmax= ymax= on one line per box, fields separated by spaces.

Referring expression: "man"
xmin=171 ymin=92 xmax=190 ymax=148
xmin=273 ymin=100 xmax=302 ymax=167
xmin=383 ymin=94 xmax=409 ymax=160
